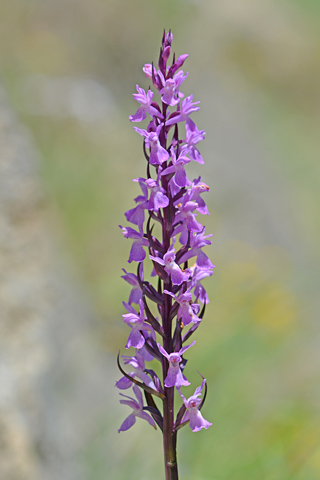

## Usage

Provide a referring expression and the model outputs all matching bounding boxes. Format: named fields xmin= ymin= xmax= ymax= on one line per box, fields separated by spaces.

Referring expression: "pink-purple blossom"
xmin=188 ymin=177 xmax=210 ymax=215
xmin=122 ymin=300 xmax=155 ymax=349
xmin=177 ymin=379 xmax=212 ymax=432
xmin=125 ymin=178 xmax=149 ymax=233
xmin=181 ymin=118 xmax=206 ymax=164
xmin=189 ymin=265 xmax=214 ymax=304
xmin=133 ymin=124 xmax=169 ymax=165
xmin=158 ymin=70 xmax=188 ymax=106
xmin=161 ymin=147 xmax=191 ymax=188
xmin=129 ymin=85 xmax=163 ymax=122
xmin=121 ymin=268 xmax=142 ymax=304
xmin=158 ymin=341 xmax=195 ymax=388
xmin=118 ymin=385 xmax=157 ymax=432
xmin=116 ymin=350 xmax=156 ymax=390
xmin=178 ymin=228 xmax=214 ymax=269
xmin=174 ymin=200 xmax=203 ymax=245
xmin=145 ymin=177 xmax=169 ymax=211
xmin=164 ymin=290 xmax=201 ymax=326
xmin=166 ymin=95 xmax=200 ymax=126
xmin=120 ymin=226 xmax=149 ymax=263
xmin=150 ymin=240 xmax=189 ymax=285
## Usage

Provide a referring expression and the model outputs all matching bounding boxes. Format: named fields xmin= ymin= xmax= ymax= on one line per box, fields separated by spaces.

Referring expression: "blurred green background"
xmin=1 ymin=0 xmax=319 ymax=479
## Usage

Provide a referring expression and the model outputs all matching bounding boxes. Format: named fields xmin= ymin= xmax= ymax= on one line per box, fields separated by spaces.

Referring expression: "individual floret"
xmin=177 ymin=379 xmax=212 ymax=432
xmin=157 ymin=342 xmax=195 ymax=388
xmin=118 ymin=385 xmax=157 ymax=432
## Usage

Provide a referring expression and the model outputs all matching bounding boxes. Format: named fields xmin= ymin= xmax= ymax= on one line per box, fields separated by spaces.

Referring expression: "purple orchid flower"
xmin=174 ymin=200 xmax=203 ymax=245
xmin=168 ymin=53 xmax=189 ymax=76
xmin=131 ymin=176 xmax=169 ymax=213
xmin=142 ymin=63 xmax=162 ymax=90
xmin=179 ymin=228 xmax=214 ymax=269
xmin=164 ymin=290 xmax=201 ymax=326
xmin=177 ymin=378 xmax=212 ymax=432
xmin=158 ymin=70 xmax=188 ymax=106
xmin=125 ymin=178 xmax=149 ymax=234
xmin=116 ymin=350 xmax=156 ymax=390
xmin=122 ymin=300 xmax=155 ymax=349
xmin=133 ymin=123 xmax=169 ymax=165
xmin=157 ymin=341 xmax=195 ymax=388
xmin=121 ymin=268 xmax=142 ymax=304
xmin=189 ymin=264 xmax=214 ymax=304
xmin=188 ymin=177 xmax=210 ymax=215
xmin=120 ymin=226 xmax=149 ymax=263
xmin=129 ymin=85 xmax=163 ymax=122
xmin=166 ymin=95 xmax=200 ymax=126
xmin=161 ymin=147 xmax=191 ymax=188
xmin=118 ymin=384 xmax=157 ymax=432
xmin=145 ymin=177 xmax=169 ymax=212
xmin=143 ymin=63 xmax=157 ymax=80
xmin=139 ymin=333 xmax=157 ymax=361
xmin=149 ymin=239 xmax=189 ymax=285
xmin=181 ymin=118 xmax=206 ymax=164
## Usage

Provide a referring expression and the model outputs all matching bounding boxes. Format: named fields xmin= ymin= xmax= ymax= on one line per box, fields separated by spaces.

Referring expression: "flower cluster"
xmin=116 ymin=31 xmax=212 ymax=438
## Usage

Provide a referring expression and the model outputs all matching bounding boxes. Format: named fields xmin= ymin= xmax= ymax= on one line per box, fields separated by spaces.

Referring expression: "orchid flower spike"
xmin=117 ymin=30 xmax=214 ymax=479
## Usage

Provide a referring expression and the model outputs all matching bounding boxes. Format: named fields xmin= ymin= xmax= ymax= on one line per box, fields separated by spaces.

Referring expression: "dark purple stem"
xmin=161 ymin=141 xmax=179 ymax=480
